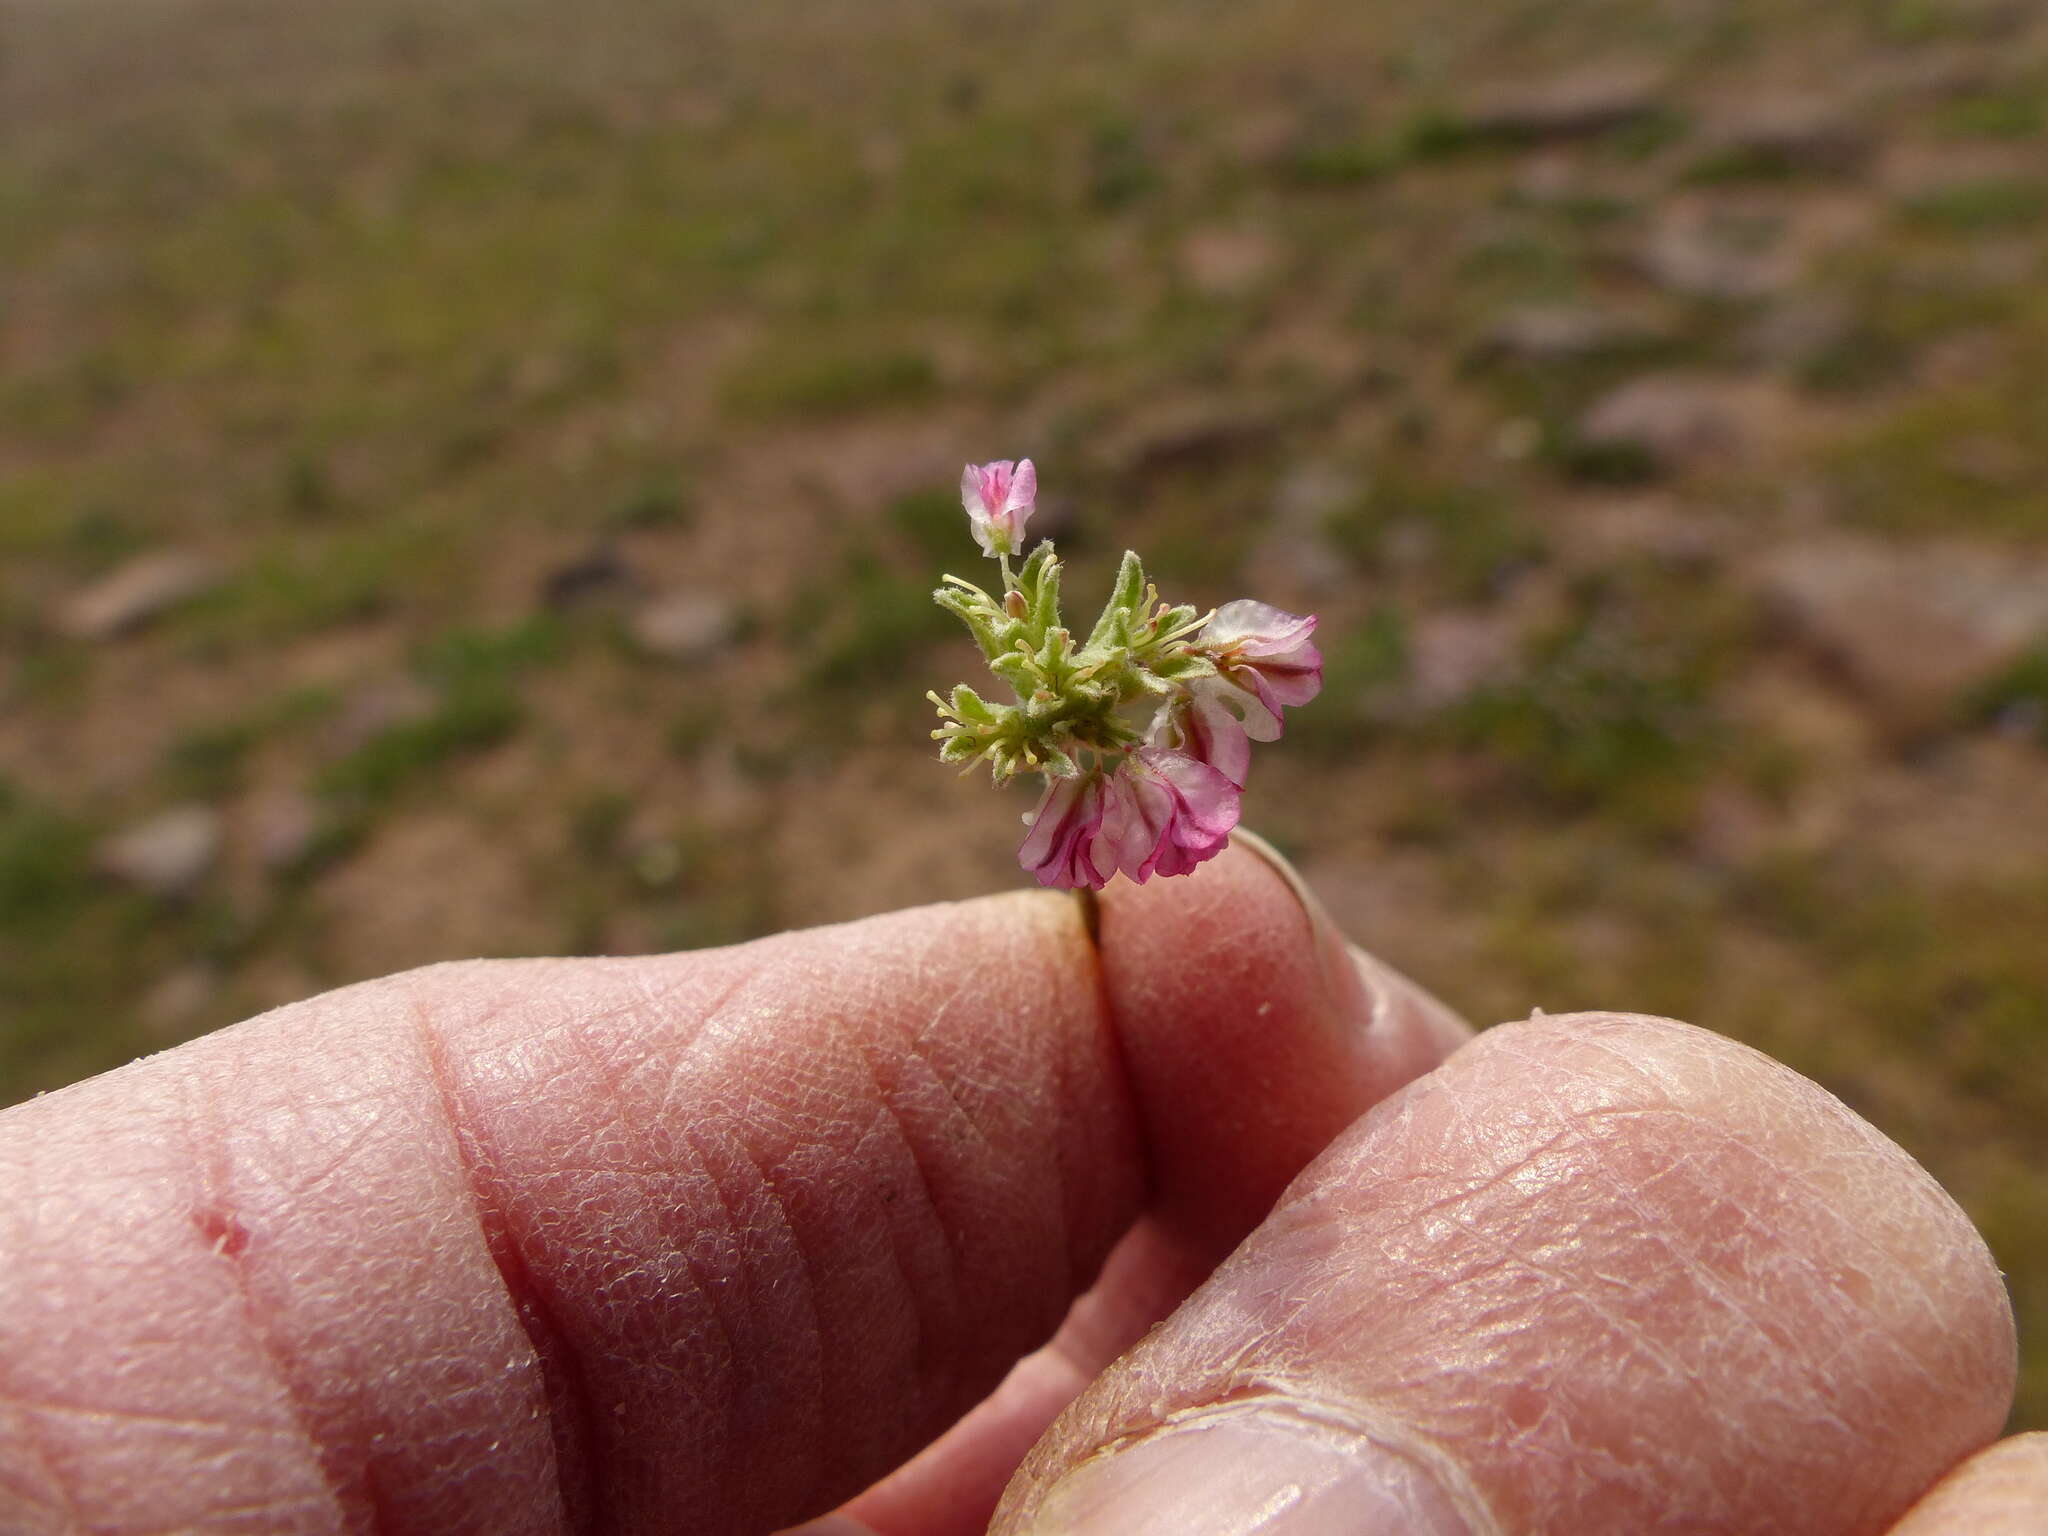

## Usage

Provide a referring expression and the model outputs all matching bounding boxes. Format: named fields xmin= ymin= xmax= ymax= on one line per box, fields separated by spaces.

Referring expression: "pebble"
xmin=1694 ymin=96 xmax=1870 ymax=176
xmin=629 ymin=593 xmax=738 ymax=661
xmin=55 ymin=550 xmax=222 ymax=640
xmin=1481 ymin=304 xmax=1654 ymax=363
xmin=325 ymin=676 xmax=436 ymax=756
xmin=1463 ymin=62 xmax=1667 ymax=139
xmin=96 ymin=804 xmax=222 ymax=897
xmin=246 ymin=787 xmax=323 ymax=873
xmin=1576 ymin=373 xmax=1758 ymax=470
xmin=1755 ymin=536 xmax=2048 ymax=734
xmin=1640 ymin=201 xmax=1801 ymax=300
xmin=1178 ymin=226 xmax=1283 ymax=298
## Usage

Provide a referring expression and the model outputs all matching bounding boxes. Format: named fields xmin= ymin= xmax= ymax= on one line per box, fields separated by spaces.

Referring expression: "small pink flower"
xmin=1097 ymin=747 xmax=1240 ymax=884
xmin=1150 ymin=602 xmax=1321 ymax=785
xmin=1019 ymin=770 xmax=1112 ymax=889
xmin=1147 ymin=674 xmax=1278 ymax=787
xmin=1203 ymin=599 xmax=1323 ymax=719
xmin=961 ymin=458 xmax=1038 ymax=558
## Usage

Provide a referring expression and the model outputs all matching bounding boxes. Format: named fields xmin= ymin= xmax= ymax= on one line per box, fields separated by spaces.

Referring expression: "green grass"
xmin=0 ymin=781 xmax=170 ymax=1092
xmin=721 ymin=342 xmax=940 ymax=419
xmin=319 ymin=619 xmax=563 ymax=808
xmin=0 ymin=780 xmax=96 ymax=936
xmin=1446 ymin=568 xmax=1741 ymax=827
xmin=1830 ymin=392 xmax=2048 ymax=538
xmin=1937 ymin=90 xmax=2048 ymax=141
xmin=798 ymin=556 xmax=958 ymax=699
xmin=1970 ymin=647 xmax=2048 ymax=744
xmin=1902 ymin=177 xmax=2048 ymax=233
xmin=1327 ymin=469 xmax=1544 ymax=602
xmin=604 ymin=470 xmax=695 ymax=533
xmin=1682 ymin=143 xmax=1821 ymax=185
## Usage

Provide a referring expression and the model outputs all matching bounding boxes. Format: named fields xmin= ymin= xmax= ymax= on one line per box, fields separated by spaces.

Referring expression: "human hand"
xmin=0 ymin=842 xmax=2030 ymax=1534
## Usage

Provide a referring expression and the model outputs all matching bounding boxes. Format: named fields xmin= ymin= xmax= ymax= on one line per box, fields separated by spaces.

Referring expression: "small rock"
xmin=1178 ymin=226 xmax=1282 ymax=298
xmin=326 ymin=676 xmax=436 ymax=756
xmin=1463 ymin=62 xmax=1667 ymax=140
xmin=1221 ymin=106 xmax=1304 ymax=169
xmin=1694 ymin=97 xmax=1870 ymax=176
xmin=1852 ymin=47 xmax=1993 ymax=106
xmin=1510 ymin=151 xmax=1582 ymax=204
xmin=1755 ymin=536 xmax=2048 ymax=733
xmin=1576 ymin=373 xmax=1757 ymax=470
xmin=540 ymin=545 xmax=633 ymax=610
xmin=55 ymin=550 xmax=222 ymax=640
xmin=1737 ymin=293 xmax=1856 ymax=370
xmin=1691 ymin=783 xmax=1779 ymax=868
xmin=629 ymin=592 xmax=738 ymax=661
xmin=245 ymin=787 xmax=322 ymax=873
xmin=1479 ymin=304 xmax=1654 ymax=363
xmin=1640 ymin=200 xmax=1801 ymax=299
xmin=1994 ymin=696 xmax=2046 ymax=743
xmin=96 ymin=805 xmax=222 ymax=897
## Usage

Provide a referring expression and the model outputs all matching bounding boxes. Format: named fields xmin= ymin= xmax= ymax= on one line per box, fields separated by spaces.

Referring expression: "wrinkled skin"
xmin=0 ymin=843 xmax=2030 ymax=1534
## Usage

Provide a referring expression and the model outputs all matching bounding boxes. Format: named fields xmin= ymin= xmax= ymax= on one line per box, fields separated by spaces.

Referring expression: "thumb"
xmin=993 ymin=1014 xmax=2014 ymax=1536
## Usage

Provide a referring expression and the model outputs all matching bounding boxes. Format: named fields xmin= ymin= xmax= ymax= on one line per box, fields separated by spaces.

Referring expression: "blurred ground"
xmin=4 ymin=0 xmax=2047 ymax=1426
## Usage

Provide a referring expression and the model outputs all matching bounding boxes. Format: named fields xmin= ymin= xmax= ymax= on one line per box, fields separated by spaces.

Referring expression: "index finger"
xmin=0 ymin=840 xmax=1464 ymax=1535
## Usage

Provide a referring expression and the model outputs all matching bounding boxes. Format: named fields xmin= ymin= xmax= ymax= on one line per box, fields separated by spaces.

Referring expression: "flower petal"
xmin=1203 ymin=601 xmax=1323 ymax=716
xmin=1207 ymin=599 xmax=1319 ymax=657
xmin=1140 ymin=747 xmax=1241 ymax=841
xmin=1018 ymin=774 xmax=1080 ymax=868
xmin=1019 ymin=772 xmax=1113 ymax=888
xmin=1099 ymin=764 xmax=1174 ymax=883
xmin=1153 ymin=681 xmax=1261 ymax=785
xmin=1005 ymin=458 xmax=1038 ymax=518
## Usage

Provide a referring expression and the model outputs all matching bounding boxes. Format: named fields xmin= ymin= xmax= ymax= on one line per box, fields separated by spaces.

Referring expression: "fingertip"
xmin=1094 ymin=837 xmax=1469 ymax=1256
xmin=1350 ymin=943 xmax=1474 ymax=1061
xmin=1890 ymin=1434 xmax=2048 ymax=1535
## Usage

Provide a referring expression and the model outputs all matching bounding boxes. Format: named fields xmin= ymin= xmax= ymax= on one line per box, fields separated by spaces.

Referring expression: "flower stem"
xmin=998 ymin=552 xmax=1015 ymax=593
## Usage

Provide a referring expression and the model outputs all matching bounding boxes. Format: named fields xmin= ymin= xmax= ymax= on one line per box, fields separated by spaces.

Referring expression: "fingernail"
xmin=1020 ymin=1406 xmax=1474 ymax=1535
xmin=1229 ymin=828 xmax=1373 ymax=1029
xmin=1232 ymin=828 xmax=1473 ymax=1063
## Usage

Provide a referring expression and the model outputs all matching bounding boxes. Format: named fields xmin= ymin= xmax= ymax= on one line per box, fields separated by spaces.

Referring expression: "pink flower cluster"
xmin=1020 ymin=600 xmax=1322 ymax=890
xmin=1018 ymin=747 xmax=1241 ymax=890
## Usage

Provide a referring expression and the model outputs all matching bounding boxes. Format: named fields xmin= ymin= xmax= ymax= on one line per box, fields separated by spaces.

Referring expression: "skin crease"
xmin=991 ymin=1015 xmax=2018 ymax=1536
xmin=0 ymin=844 xmax=1465 ymax=1536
